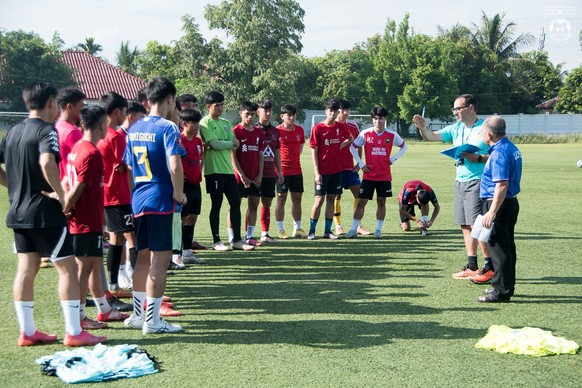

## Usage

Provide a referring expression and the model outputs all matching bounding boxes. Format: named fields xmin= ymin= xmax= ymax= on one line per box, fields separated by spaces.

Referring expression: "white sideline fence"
xmin=2 ymin=111 xmax=582 ymax=137
xmin=304 ymin=110 xmax=582 ymax=137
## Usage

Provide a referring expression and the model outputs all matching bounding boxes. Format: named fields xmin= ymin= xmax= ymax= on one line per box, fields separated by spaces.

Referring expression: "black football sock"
xmin=467 ymin=255 xmax=478 ymax=270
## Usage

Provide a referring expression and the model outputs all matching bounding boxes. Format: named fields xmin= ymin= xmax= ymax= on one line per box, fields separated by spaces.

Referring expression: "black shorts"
xmin=359 ymin=180 xmax=393 ymax=200
xmin=277 ymin=174 xmax=304 ymax=194
xmin=72 ymin=232 xmax=103 ymax=258
xmin=260 ymin=176 xmax=277 ymax=198
xmin=399 ymin=203 xmax=417 ymax=223
xmin=314 ymin=172 xmax=342 ymax=196
xmin=181 ymin=181 xmax=202 ymax=216
xmin=238 ymin=183 xmax=261 ymax=198
xmin=134 ymin=214 xmax=173 ymax=251
xmin=13 ymin=227 xmax=74 ymax=260
xmin=205 ymin=174 xmax=238 ymax=197
xmin=104 ymin=205 xmax=134 ymax=233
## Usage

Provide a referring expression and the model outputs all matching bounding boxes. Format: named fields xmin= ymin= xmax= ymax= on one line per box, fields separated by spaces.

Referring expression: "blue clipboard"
xmin=440 ymin=144 xmax=481 ymax=159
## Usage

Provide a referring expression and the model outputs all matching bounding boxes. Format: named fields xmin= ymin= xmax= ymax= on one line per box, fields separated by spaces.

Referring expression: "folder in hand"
xmin=440 ymin=144 xmax=481 ymax=159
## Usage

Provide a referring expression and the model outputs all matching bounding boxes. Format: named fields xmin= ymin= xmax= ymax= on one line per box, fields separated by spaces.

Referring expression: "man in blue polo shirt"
xmin=413 ymin=94 xmax=493 ymax=282
xmin=477 ymin=116 xmax=522 ymax=303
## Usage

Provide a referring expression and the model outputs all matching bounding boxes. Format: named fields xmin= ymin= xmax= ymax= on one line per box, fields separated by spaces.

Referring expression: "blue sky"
xmin=1 ymin=0 xmax=580 ymax=70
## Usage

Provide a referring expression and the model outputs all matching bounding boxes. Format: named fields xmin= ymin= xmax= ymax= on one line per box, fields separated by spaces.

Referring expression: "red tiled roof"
xmin=61 ymin=51 xmax=145 ymax=100
xmin=535 ymin=96 xmax=561 ymax=110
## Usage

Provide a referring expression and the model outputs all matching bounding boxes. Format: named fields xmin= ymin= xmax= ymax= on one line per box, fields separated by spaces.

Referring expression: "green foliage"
xmin=134 ymin=40 xmax=178 ymax=81
xmin=312 ymin=44 xmax=375 ymax=112
xmin=75 ymin=36 xmax=103 ymax=56
xmin=508 ymin=50 xmax=563 ymax=113
xmin=203 ymin=0 xmax=305 ymax=108
xmin=116 ymin=41 xmax=139 ymax=76
xmin=555 ymin=66 xmax=582 ymax=113
xmin=470 ymin=11 xmax=535 ymax=62
xmin=0 ymin=30 xmax=76 ymax=111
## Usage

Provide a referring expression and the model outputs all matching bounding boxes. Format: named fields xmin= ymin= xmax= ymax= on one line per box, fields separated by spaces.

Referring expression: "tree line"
xmin=1 ymin=0 xmax=581 ymax=129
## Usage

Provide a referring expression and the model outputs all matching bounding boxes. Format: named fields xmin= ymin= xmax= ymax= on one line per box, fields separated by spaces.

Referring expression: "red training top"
xmin=98 ymin=127 xmax=131 ymax=206
xmin=277 ymin=124 xmax=305 ymax=176
xmin=309 ymin=121 xmax=349 ymax=175
xmin=233 ymin=124 xmax=265 ymax=183
xmin=181 ymin=133 xmax=203 ymax=184
xmin=66 ymin=140 xmax=104 ymax=234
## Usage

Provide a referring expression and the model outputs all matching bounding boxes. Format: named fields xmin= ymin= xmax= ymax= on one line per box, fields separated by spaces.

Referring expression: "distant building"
xmin=60 ymin=51 xmax=145 ymax=103
xmin=535 ymin=96 xmax=561 ymax=114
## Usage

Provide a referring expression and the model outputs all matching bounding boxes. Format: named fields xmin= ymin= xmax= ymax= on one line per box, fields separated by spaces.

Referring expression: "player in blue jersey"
xmin=123 ymin=77 xmax=187 ymax=334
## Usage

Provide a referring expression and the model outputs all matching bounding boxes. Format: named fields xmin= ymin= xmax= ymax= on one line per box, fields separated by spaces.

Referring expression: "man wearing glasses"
xmin=413 ymin=94 xmax=493 ymax=283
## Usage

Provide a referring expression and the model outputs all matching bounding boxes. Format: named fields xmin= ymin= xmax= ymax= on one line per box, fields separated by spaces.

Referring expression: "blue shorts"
xmin=341 ymin=170 xmax=361 ymax=189
xmin=134 ymin=214 xmax=173 ymax=251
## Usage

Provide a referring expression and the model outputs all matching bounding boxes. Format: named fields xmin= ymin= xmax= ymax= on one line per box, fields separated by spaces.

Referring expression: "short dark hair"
xmin=484 ymin=116 xmax=506 ymax=137
xmin=179 ymin=108 xmax=202 ymax=124
xmin=99 ymin=91 xmax=128 ymax=115
xmin=324 ymin=99 xmax=340 ymax=111
xmin=239 ymin=100 xmax=258 ymax=112
xmin=127 ymin=101 xmax=147 ymax=116
xmin=177 ymin=94 xmax=198 ymax=106
xmin=257 ymin=100 xmax=273 ymax=110
xmin=338 ymin=99 xmax=351 ymax=109
xmin=458 ymin=94 xmax=477 ymax=109
xmin=146 ymin=77 xmax=177 ymax=104
xmin=22 ymin=82 xmax=58 ymax=110
xmin=56 ymin=87 xmax=86 ymax=109
xmin=80 ymin=105 xmax=107 ymax=131
xmin=280 ymin=104 xmax=297 ymax=115
xmin=417 ymin=189 xmax=430 ymax=205
xmin=137 ymin=87 xmax=148 ymax=104
xmin=371 ymin=106 xmax=388 ymax=118
xmin=204 ymin=91 xmax=225 ymax=105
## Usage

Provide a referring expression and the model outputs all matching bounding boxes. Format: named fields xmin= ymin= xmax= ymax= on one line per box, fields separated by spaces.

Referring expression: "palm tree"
xmin=76 ymin=37 xmax=103 ymax=56
xmin=471 ymin=11 xmax=534 ymax=62
xmin=116 ymin=41 xmax=138 ymax=75
xmin=436 ymin=23 xmax=472 ymax=42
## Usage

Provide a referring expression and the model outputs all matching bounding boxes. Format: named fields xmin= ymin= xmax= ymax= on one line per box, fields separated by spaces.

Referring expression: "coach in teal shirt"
xmin=413 ymin=94 xmax=492 ymax=279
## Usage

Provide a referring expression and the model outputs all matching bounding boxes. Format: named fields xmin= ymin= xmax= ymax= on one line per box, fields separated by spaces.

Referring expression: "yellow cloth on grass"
xmin=475 ymin=325 xmax=580 ymax=356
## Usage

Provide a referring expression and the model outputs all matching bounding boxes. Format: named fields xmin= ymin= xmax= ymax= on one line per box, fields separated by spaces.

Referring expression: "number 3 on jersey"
xmin=133 ymin=146 xmax=153 ymax=182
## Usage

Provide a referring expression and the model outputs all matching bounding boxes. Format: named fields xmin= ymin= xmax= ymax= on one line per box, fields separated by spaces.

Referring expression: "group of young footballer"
xmin=2 ymin=76 xmax=442 ymax=347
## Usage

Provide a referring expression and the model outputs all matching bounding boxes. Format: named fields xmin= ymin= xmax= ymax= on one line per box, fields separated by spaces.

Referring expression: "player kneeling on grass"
xmin=64 ymin=106 xmax=129 ymax=331
xmin=344 ymin=106 xmax=408 ymax=239
xmin=397 ymin=180 xmax=440 ymax=235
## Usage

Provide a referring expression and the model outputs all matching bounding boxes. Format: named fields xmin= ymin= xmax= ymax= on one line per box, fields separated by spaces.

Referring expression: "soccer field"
xmin=0 ymin=142 xmax=580 ymax=386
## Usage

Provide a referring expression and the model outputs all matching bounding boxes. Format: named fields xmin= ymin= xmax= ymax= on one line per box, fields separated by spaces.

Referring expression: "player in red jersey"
xmin=256 ymin=100 xmax=283 ymax=244
xmin=98 ymin=92 xmax=137 ymax=297
xmin=333 ymin=99 xmax=371 ymax=236
xmin=55 ymin=87 xmax=86 ymax=179
xmin=344 ymin=106 xmax=408 ymax=239
xmin=116 ymin=102 xmax=147 ymax=286
xmin=307 ymin=99 xmax=353 ymax=240
xmin=275 ymin=104 xmax=307 ymax=239
xmin=230 ymin=101 xmax=265 ymax=246
xmin=178 ymin=108 xmax=207 ymax=264
xmin=64 ymin=106 xmax=129 ymax=332
xmin=398 ymin=180 xmax=440 ymax=235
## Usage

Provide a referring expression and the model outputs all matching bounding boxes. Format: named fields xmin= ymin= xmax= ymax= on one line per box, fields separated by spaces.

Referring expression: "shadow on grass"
xmin=518 ymin=277 xmax=582 ymax=285
xmin=129 ymin=319 xmax=485 ymax=349
xmin=515 ymin=232 xmax=582 ymax=241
